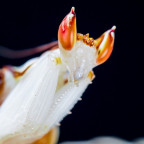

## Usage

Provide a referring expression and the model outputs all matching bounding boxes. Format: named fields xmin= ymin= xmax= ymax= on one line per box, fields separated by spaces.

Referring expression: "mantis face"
xmin=58 ymin=7 xmax=115 ymax=81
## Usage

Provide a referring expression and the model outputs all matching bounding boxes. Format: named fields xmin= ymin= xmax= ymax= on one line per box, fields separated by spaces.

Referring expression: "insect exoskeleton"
xmin=58 ymin=7 xmax=116 ymax=82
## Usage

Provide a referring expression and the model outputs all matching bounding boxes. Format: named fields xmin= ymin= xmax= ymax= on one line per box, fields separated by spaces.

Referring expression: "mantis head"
xmin=58 ymin=7 xmax=116 ymax=81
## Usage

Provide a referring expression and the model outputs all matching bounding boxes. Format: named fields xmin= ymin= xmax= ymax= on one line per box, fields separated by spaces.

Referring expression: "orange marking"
xmin=77 ymin=33 xmax=96 ymax=47
xmin=88 ymin=71 xmax=95 ymax=81
xmin=32 ymin=127 xmax=59 ymax=144
xmin=55 ymin=57 xmax=62 ymax=65
xmin=4 ymin=65 xmax=32 ymax=79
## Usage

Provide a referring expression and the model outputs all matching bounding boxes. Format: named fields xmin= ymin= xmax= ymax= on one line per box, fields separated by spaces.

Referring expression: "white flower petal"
xmin=134 ymin=138 xmax=144 ymax=144
xmin=60 ymin=137 xmax=144 ymax=144
xmin=0 ymin=50 xmax=60 ymax=144
xmin=60 ymin=137 xmax=131 ymax=144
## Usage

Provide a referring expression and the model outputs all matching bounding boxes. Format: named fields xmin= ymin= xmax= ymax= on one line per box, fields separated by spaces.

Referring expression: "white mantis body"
xmin=0 ymin=7 xmax=115 ymax=144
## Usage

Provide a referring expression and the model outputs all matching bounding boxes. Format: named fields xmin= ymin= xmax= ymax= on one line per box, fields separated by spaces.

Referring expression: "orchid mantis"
xmin=0 ymin=7 xmax=116 ymax=144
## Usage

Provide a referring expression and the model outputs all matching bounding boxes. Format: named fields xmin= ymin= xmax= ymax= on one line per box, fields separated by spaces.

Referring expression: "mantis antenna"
xmin=0 ymin=41 xmax=58 ymax=59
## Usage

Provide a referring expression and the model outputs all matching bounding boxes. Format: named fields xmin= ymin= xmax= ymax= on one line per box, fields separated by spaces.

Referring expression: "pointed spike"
xmin=56 ymin=123 xmax=61 ymax=126
xmin=68 ymin=111 xmax=72 ymax=114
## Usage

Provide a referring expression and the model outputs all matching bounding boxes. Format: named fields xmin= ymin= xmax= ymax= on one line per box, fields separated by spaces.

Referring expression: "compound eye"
xmin=95 ymin=26 xmax=116 ymax=65
xmin=58 ymin=7 xmax=77 ymax=50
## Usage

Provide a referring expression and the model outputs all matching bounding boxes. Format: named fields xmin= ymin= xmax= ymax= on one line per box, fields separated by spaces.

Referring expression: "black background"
xmin=0 ymin=0 xmax=143 ymax=143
